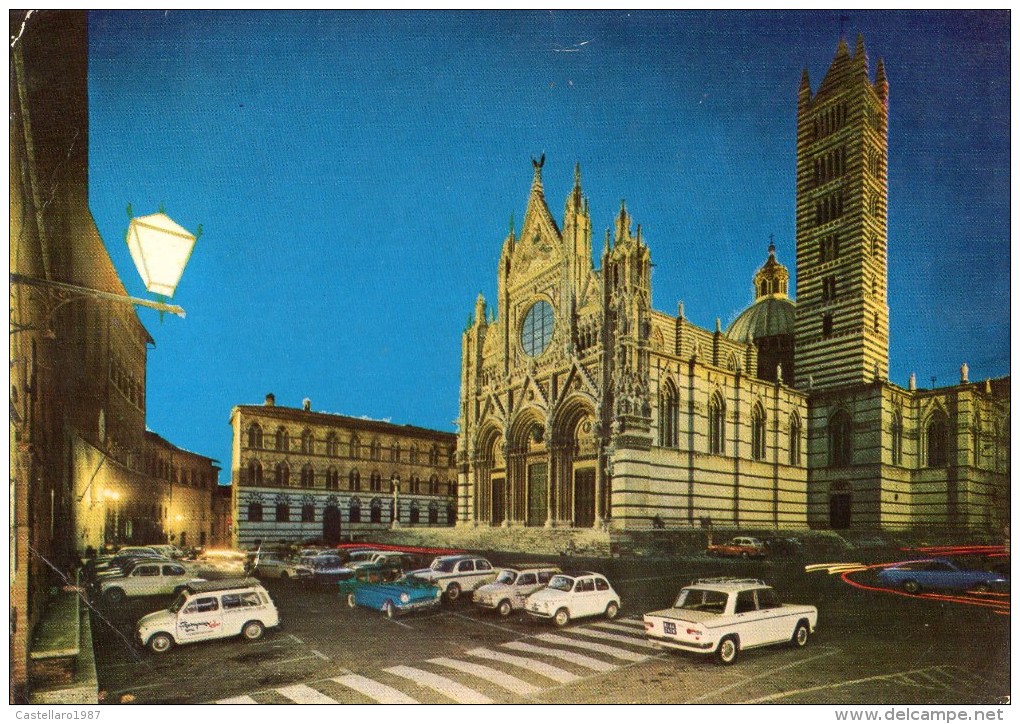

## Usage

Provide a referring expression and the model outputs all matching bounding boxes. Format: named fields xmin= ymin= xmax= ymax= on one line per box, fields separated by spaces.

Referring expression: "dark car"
xmin=876 ymin=558 xmax=1009 ymax=594
xmin=301 ymin=554 xmax=353 ymax=586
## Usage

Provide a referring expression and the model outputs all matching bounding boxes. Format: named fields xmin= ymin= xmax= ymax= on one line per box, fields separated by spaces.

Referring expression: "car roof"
xmin=435 ymin=554 xmax=480 ymax=562
xmin=686 ymin=577 xmax=769 ymax=591
xmin=558 ymin=570 xmax=602 ymax=578
xmin=186 ymin=579 xmax=265 ymax=595
xmin=502 ymin=564 xmax=560 ymax=572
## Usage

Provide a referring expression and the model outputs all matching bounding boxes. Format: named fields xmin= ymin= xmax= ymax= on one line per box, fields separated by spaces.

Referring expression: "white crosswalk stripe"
xmin=591 ymin=621 xmax=648 ymax=633
xmin=330 ymin=674 xmax=419 ymax=704
xmin=566 ymin=627 xmax=658 ymax=649
xmin=277 ymin=683 xmax=340 ymax=704
xmin=502 ymin=641 xmax=617 ymax=672
xmin=465 ymin=647 xmax=581 ymax=684
xmin=534 ymin=632 xmax=649 ymax=662
xmin=428 ymin=657 xmax=541 ymax=696
xmin=385 ymin=665 xmax=493 ymax=704
xmin=216 ymin=695 xmax=258 ymax=704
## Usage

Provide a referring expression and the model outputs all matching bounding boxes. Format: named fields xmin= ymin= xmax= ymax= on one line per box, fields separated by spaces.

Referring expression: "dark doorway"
xmin=491 ymin=478 xmax=505 ymax=526
xmin=410 ymin=505 xmax=420 ymax=525
xmin=574 ymin=469 xmax=596 ymax=528
xmin=829 ymin=493 xmax=851 ymax=529
xmin=322 ymin=505 xmax=341 ymax=545
xmin=527 ymin=463 xmax=548 ymax=527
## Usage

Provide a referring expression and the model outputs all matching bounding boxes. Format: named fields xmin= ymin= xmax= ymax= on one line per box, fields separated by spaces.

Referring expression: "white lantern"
xmin=126 ymin=213 xmax=197 ymax=297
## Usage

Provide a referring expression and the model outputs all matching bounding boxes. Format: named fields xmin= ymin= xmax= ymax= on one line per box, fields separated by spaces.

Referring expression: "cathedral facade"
xmin=456 ymin=37 xmax=1009 ymax=534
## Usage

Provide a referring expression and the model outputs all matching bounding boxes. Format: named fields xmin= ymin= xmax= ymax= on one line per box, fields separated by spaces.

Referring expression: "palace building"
xmin=229 ymin=395 xmax=457 ymax=548
xmin=456 ymin=36 xmax=1009 ymax=534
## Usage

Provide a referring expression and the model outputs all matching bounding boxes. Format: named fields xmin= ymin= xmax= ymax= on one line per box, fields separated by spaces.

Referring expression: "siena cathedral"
xmin=456 ymin=37 xmax=1010 ymax=534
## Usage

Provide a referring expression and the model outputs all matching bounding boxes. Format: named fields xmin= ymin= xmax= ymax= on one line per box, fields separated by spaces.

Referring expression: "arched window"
xmin=275 ymin=462 xmax=290 ymax=487
xmin=326 ymin=433 xmax=339 ymax=457
xmin=275 ymin=501 xmax=289 ymax=523
xmin=926 ymin=410 xmax=948 ymax=467
xmin=370 ymin=498 xmax=382 ymax=523
xmin=300 ymin=464 xmax=314 ymax=488
xmin=370 ymin=472 xmax=382 ymax=492
xmin=349 ymin=498 xmax=361 ymax=523
xmin=349 ymin=469 xmax=361 ymax=491
xmin=350 ymin=435 xmax=360 ymax=459
xmin=891 ymin=410 xmax=903 ymax=466
xmin=301 ymin=502 xmax=315 ymax=523
xmin=371 ymin=439 xmax=382 ymax=461
xmin=325 ymin=466 xmax=339 ymax=490
xmin=789 ymin=414 xmax=801 ymax=466
xmin=247 ymin=423 xmax=263 ymax=449
xmin=410 ymin=475 xmax=421 ymax=494
xmin=429 ymin=475 xmax=438 ymax=495
xmin=247 ymin=459 xmax=264 ymax=485
xmin=275 ymin=427 xmax=289 ymax=452
xmin=410 ymin=444 xmax=419 ymax=464
xmin=751 ymin=403 xmax=766 ymax=461
xmin=828 ymin=410 xmax=853 ymax=467
xmin=708 ymin=393 xmax=725 ymax=454
xmin=660 ymin=381 xmax=679 ymax=448
xmin=391 ymin=443 xmax=401 ymax=463
xmin=301 ymin=429 xmax=314 ymax=454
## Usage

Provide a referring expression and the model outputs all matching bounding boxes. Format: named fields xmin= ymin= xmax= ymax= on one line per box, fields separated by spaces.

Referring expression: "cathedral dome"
xmin=725 ymin=241 xmax=795 ymax=343
xmin=726 ymin=295 xmax=796 ymax=343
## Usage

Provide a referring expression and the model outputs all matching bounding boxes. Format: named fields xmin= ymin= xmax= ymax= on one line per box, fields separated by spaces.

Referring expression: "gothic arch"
xmin=506 ymin=406 xmax=548 ymax=526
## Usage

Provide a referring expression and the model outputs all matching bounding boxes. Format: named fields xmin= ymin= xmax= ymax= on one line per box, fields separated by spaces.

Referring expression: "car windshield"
xmin=675 ymin=588 xmax=728 ymax=612
xmin=496 ymin=570 xmax=518 ymax=585
xmin=169 ymin=592 xmax=187 ymax=614
xmin=432 ymin=559 xmax=458 ymax=573
xmin=547 ymin=575 xmax=574 ymax=592
xmin=313 ymin=558 xmax=342 ymax=570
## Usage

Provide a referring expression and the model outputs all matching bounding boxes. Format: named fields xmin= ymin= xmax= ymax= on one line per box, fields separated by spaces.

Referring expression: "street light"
xmin=10 ymin=211 xmax=199 ymax=329
xmin=390 ymin=474 xmax=401 ymax=529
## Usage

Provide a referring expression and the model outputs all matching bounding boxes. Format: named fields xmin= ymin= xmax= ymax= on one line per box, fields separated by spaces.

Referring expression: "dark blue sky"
xmin=86 ymin=10 xmax=1010 ymax=475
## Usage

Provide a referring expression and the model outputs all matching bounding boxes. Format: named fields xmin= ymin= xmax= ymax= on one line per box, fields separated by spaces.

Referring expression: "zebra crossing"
xmin=214 ymin=617 xmax=653 ymax=704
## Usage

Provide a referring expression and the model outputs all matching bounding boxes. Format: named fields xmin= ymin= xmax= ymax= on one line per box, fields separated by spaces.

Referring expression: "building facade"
xmin=229 ymin=395 xmax=458 ymax=548
xmin=457 ymin=37 xmax=1009 ymax=535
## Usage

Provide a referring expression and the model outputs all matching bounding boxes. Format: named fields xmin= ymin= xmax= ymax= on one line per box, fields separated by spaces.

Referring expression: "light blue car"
xmin=876 ymin=558 xmax=1009 ymax=594
xmin=350 ymin=574 xmax=443 ymax=618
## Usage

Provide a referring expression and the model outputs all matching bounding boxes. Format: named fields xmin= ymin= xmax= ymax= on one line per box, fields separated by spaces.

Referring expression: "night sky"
xmin=85 ymin=10 xmax=1010 ymax=475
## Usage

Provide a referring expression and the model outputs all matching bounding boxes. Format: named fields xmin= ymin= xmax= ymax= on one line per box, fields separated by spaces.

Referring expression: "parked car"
xmin=643 ymin=577 xmax=817 ymax=665
xmin=524 ymin=571 xmax=620 ymax=627
xmin=251 ymin=554 xmax=312 ymax=581
xmin=137 ymin=579 xmax=280 ymax=654
xmin=347 ymin=551 xmax=416 ymax=571
xmin=149 ymin=544 xmax=187 ymax=560
xmin=339 ymin=563 xmax=406 ymax=606
xmin=300 ymin=554 xmax=353 ymax=585
xmin=707 ymin=537 xmax=767 ymax=559
xmin=409 ymin=555 xmax=497 ymax=602
xmin=473 ymin=564 xmax=561 ymax=617
xmin=876 ymin=558 xmax=1010 ymax=594
xmin=348 ymin=573 xmax=443 ymax=618
xmin=92 ymin=548 xmax=163 ymax=575
xmin=100 ymin=560 xmax=204 ymax=604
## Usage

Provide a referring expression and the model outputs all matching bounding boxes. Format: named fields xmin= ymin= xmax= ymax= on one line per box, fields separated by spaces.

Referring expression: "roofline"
xmin=230 ymin=404 xmax=457 ymax=441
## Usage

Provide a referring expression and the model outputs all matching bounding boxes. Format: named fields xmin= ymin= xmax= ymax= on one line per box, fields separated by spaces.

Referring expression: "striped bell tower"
xmin=794 ymin=35 xmax=889 ymax=390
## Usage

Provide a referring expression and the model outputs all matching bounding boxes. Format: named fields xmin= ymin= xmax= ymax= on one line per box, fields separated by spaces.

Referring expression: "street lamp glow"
xmin=126 ymin=212 xmax=197 ymax=298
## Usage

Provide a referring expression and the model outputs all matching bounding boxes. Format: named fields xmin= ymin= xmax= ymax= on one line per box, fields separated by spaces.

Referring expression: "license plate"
xmin=663 ymin=621 xmax=677 ymax=635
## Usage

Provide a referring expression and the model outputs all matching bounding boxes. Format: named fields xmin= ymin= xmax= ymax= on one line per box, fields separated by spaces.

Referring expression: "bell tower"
xmin=794 ymin=35 xmax=889 ymax=390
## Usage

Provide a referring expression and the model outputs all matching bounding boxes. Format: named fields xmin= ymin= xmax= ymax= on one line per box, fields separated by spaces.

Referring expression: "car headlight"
xmin=400 ymin=593 xmax=410 ymax=604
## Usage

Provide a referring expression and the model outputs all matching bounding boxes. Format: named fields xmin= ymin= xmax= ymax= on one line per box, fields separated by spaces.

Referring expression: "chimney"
xmin=303 ymin=398 xmax=311 ymax=411
xmin=264 ymin=393 xmax=275 ymax=406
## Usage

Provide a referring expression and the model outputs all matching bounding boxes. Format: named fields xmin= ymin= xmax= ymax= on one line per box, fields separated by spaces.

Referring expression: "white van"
xmin=137 ymin=579 xmax=280 ymax=654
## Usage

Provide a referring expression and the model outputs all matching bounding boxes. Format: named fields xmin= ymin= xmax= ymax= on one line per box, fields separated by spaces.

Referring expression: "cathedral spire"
xmin=753 ymin=238 xmax=789 ymax=300
xmin=521 ymin=153 xmax=560 ymax=238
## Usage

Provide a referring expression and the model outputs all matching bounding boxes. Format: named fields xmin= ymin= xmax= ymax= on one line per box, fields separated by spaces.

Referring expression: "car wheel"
xmin=553 ymin=608 xmax=570 ymax=628
xmin=148 ymin=632 xmax=173 ymax=654
xmin=497 ymin=599 xmax=513 ymax=617
xmin=242 ymin=621 xmax=265 ymax=641
xmin=347 ymin=593 xmax=357 ymax=608
xmin=741 ymin=551 xmax=749 ymax=559
xmin=605 ymin=601 xmax=619 ymax=620
xmin=281 ymin=571 xmax=289 ymax=580
xmin=105 ymin=588 xmax=125 ymax=605
xmin=383 ymin=600 xmax=397 ymax=619
xmin=902 ymin=580 xmax=921 ymax=595
xmin=792 ymin=622 xmax=809 ymax=648
xmin=446 ymin=583 xmax=461 ymax=603
xmin=716 ymin=636 xmax=739 ymax=665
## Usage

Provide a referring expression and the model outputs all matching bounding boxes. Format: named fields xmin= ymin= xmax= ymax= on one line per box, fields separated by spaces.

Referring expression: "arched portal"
xmin=551 ymin=395 xmax=598 ymax=528
xmin=507 ymin=407 xmax=548 ymax=527
xmin=474 ymin=425 xmax=506 ymax=526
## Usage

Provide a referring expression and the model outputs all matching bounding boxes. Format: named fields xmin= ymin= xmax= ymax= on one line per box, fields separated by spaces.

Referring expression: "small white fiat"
xmin=525 ymin=571 xmax=620 ymax=627
xmin=137 ymin=579 xmax=280 ymax=654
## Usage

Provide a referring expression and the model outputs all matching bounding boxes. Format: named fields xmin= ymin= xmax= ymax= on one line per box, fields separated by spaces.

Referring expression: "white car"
xmin=137 ymin=580 xmax=280 ymax=654
xmin=252 ymin=554 xmax=312 ymax=581
xmin=524 ymin=571 xmax=620 ymax=627
xmin=409 ymin=555 xmax=497 ymax=602
xmin=643 ymin=577 xmax=818 ymax=664
xmin=473 ymin=564 xmax=561 ymax=617
xmin=100 ymin=560 xmax=204 ymax=604
xmin=347 ymin=551 xmax=414 ymax=571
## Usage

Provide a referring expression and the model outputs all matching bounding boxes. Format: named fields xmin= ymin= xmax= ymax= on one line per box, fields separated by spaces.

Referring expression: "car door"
xmin=176 ymin=596 xmax=224 ymax=642
xmin=130 ymin=563 xmax=162 ymax=596
xmin=573 ymin=576 xmax=598 ymax=617
xmin=753 ymin=587 xmax=790 ymax=643
xmin=732 ymin=589 xmax=767 ymax=647
xmin=513 ymin=572 xmax=539 ymax=607
xmin=593 ymin=576 xmax=614 ymax=612
xmin=161 ymin=564 xmax=189 ymax=594
xmin=220 ymin=592 xmax=260 ymax=636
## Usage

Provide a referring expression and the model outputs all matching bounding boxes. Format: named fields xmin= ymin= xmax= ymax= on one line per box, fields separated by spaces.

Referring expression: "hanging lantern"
xmin=126 ymin=212 xmax=197 ymax=297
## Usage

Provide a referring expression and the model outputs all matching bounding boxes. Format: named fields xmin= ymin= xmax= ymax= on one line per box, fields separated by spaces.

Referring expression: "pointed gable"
xmin=510 ymin=155 xmax=564 ymax=287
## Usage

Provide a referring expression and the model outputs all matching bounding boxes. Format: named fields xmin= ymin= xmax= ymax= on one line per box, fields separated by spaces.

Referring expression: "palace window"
xmin=275 ymin=462 xmax=290 ymax=487
xmin=789 ymin=414 xmax=801 ymax=466
xmin=326 ymin=433 xmax=339 ymax=457
xmin=247 ymin=502 xmax=263 ymax=522
xmin=349 ymin=469 xmax=361 ymax=491
xmin=370 ymin=472 xmax=382 ymax=492
xmin=391 ymin=443 xmax=401 ymax=463
xmin=349 ymin=499 xmax=361 ymax=523
xmin=370 ymin=498 xmax=382 ymax=523
xmin=708 ymin=393 xmax=725 ymax=455
xmin=429 ymin=475 xmax=439 ymax=495
xmin=275 ymin=427 xmax=289 ymax=452
xmin=247 ymin=423 xmax=263 ymax=449
xmin=751 ymin=404 xmax=767 ymax=461
xmin=275 ymin=503 xmax=289 ymax=523
xmin=660 ymin=381 xmax=679 ymax=448
xmin=926 ymin=410 xmax=949 ymax=467
xmin=300 ymin=464 xmax=314 ymax=488
xmin=371 ymin=439 xmax=382 ymax=461
xmin=325 ymin=466 xmax=339 ymax=490
xmin=247 ymin=460 xmax=263 ymax=485
xmin=301 ymin=429 xmax=314 ymax=454
xmin=301 ymin=504 xmax=315 ymax=523
xmin=410 ymin=444 xmax=419 ymax=464
xmin=350 ymin=435 xmax=361 ymax=459
xmin=828 ymin=410 xmax=853 ymax=467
